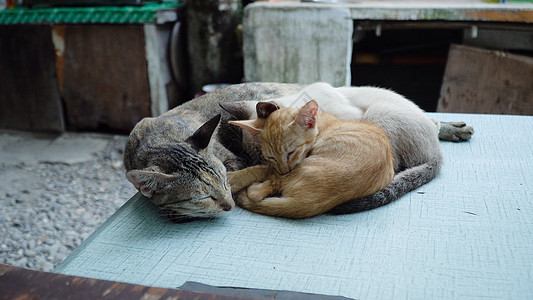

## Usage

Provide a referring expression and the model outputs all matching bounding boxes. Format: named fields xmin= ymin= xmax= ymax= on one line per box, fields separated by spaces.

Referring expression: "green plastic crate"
xmin=0 ymin=1 xmax=183 ymax=24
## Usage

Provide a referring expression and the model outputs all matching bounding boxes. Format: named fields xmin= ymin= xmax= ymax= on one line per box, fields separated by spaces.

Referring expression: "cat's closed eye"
xmin=287 ymin=150 xmax=295 ymax=161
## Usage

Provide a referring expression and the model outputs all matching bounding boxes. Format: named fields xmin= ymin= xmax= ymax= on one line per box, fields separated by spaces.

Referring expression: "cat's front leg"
xmin=227 ymin=165 xmax=273 ymax=193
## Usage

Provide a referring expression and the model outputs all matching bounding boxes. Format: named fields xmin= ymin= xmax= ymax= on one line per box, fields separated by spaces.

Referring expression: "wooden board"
xmin=61 ymin=25 xmax=151 ymax=132
xmin=0 ymin=264 xmax=254 ymax=300
xmin=56 ymin=113 xmax=533 ymax=299
xmin=438 ymin=44 xmax=533 ymax=115
xmin=0 ymin=25 xmax=64 ymax=132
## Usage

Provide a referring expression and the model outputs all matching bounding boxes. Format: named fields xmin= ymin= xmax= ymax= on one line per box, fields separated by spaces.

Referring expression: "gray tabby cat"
xmin=124 ymin=83 xmax=303 ymax=220
xmin=124 ymin=82 xmax=473 ymax=219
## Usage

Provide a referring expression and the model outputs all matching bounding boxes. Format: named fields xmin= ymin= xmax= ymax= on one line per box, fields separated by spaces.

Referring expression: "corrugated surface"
xmin=56 ymin=113 xmax=533 ymax=299
xmin=0 ymin=2 xmax=182 ymax=24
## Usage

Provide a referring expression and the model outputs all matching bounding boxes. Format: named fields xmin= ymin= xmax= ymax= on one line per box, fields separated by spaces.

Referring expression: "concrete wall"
xmin=243 ymin=4 xmax=353 ymax=87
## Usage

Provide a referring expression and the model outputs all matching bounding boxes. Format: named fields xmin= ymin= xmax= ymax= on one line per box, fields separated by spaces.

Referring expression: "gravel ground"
xmin=0 ymin=135 xmax=137 ymax=272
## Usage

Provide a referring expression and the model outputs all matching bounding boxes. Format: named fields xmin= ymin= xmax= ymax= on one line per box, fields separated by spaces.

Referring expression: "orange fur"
xmin=228 ymin=100 xmax=395 ymax=219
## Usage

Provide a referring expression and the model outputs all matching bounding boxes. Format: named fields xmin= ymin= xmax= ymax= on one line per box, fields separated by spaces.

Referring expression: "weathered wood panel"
xmin=61 ymin=25 xmax=151 ymax=132
xmin=0 ymin=25 xmax=64 ymax=132
xmin=438 ymin=44 xmax=533 ymax=115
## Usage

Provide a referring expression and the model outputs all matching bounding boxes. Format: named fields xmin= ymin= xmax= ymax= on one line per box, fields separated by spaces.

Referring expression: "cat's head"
xmin=126 ymin=115 xmax=234 ymax=220
xmin=230 ymin=100 xmax=319 ymax=175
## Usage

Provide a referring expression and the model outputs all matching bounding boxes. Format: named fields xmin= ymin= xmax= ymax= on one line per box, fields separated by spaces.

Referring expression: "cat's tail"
xmin=329 ymin=155 xmax=442 ymax=214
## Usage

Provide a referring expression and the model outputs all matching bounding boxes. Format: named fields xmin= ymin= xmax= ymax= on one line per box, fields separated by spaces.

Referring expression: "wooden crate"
xmin=438 ymin=44 xmax=533 ymax=115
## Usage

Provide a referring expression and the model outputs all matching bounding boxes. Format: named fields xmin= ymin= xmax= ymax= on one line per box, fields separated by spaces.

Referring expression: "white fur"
xmin=250 ymin=82 xmax=440 ymax=172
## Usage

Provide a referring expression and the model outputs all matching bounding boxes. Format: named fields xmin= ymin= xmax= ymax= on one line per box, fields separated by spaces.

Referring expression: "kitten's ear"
xmin=219 ymin=101 xmax=256 ymax=120
xmin=186 ymin=114 xmax=221 ymax=150
xmin=126 ymin=169 xmax=173 ymax=198
xmin=296 ymin=100 xmax=319 ymax=129
xmin=256 ymin=101 xmax=280 ymax=119
xmin=228 ymin=119 xmax=265 ymax=138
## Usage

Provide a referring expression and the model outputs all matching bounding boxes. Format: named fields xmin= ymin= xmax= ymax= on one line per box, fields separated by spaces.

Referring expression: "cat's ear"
xmin=228 ymin=119 xmax=265 ymax=138
xmin=219 ymin=101 xmax=256 ymax=120
xmin=296 ymin=100 xmax=318 ymax=129
xmin=256 ymin=101 xmax=280 ymax=119
xmin=186 ymin=114 xmax=221 ymax=150
xmin=126 ymin=169 xmax=174 ymax=198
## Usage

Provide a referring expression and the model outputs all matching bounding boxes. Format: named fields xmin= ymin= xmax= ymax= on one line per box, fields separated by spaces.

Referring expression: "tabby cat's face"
xmin=152 ymin=150 xmax=234 ymax=219
xmin=261 ymin=109 xmax=318 ymax=175
xmin=126 ymin=115 xmax=235 ymax=220
xmin=127 ymin=144 xmax=234 ymax=220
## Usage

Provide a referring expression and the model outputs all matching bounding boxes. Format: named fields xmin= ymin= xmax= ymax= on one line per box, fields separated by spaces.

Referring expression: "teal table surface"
xmin=55 ymin=113 xmax=533 ymax=299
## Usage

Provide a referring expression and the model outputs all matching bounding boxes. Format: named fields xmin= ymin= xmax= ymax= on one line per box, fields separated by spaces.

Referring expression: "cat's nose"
xmin=221 ymin=202 xmax=233 ymax=212
xmin=279 ymin=165 xmax=291 ymax=175
xmin=220 ymin=198 xmax=235 ymax=212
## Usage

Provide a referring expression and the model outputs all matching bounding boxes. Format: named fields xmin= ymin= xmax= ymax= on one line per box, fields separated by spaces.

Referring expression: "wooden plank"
xmin=56 ymin=113 xmax=533 ymax=299
xmin=0 ymin=264 xmax=253 ymax=300
xmin=61 ymin=25 xmax=151 ymax=132
xmin=437 ymin=44 xmax=533 ymax=115
xmin=0 ymin=25 xmax=65 ymax=132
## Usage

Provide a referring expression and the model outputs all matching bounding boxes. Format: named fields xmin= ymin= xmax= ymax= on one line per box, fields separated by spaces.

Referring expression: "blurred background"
xmin=1 ymin=0 xmax=531 ymax=134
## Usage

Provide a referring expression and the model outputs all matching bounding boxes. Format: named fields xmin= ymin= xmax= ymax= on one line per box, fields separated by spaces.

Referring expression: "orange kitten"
xmin=228 ymin=100 xmax=395 ymax=219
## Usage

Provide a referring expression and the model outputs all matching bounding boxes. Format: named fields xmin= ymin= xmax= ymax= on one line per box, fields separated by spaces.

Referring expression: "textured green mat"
xmin=0 ymin=1 xmax=183 ymax=24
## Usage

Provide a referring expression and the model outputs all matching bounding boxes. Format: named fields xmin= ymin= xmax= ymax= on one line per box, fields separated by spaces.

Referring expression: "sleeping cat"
xmin=124 ymin=82 xmax=473 ymax=219
xmin=227 ymin=100 xmax=395 ymax=218
xmin=124 ymin=83 xmax=303 ymax=219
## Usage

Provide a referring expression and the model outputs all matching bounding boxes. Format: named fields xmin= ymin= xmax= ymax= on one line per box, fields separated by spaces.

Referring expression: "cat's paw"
xmin=235 ymin=182 xmax=267 ymax=209
xmin=438 ymin=121 xmax=474 ymax=142
xmin=227 ymin=170 xmax=252 ymax=193
xmin=247 ymin=182 xmax=269 ymax=202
